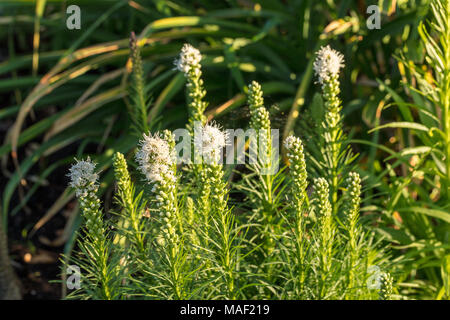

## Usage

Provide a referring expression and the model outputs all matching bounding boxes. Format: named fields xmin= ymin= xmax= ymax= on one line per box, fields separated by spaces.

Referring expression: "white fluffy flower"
xmin=136 ymin=132 xmax=172 ymax=165
xmin=68 ymin=157 xmax=98 ymax=197
xmin=284 ymin=135 xmax=299 ymax=151
xmin=201 ymin=123 xmax=227 ymax=163
xmin=173 ymin=43 xmax=202 ymax=75
xmin=313 ymin=45 xmax=345 ymax=84
xmin=135 ymin=133 xmax=175 ymax=184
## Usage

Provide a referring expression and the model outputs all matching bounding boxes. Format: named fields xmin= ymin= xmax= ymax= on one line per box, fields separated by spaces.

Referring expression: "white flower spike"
xmin=68 ymin=157 xmax=99 ymax=197
xmin=174 ymin=43 xmax=202 ymax=75
xmin=201 ymin=122 xmax=227 ymax=163
xmin=313 ymin=45 xmax=345 ymax=85
xmin=284 ymin=135 xmax=299 ymax=151
xmin=136 ymin=132 xmax=175 ymax=184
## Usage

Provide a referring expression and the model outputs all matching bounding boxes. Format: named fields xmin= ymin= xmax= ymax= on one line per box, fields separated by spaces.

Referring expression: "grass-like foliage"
xmin=369 ymin=0 xmax=450 ymax=299
xmin=64 ymin=44 xmax=393 ymax=300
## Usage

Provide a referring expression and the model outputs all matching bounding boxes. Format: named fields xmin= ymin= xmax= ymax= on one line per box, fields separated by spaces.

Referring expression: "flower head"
xmin=174 ymin=43 xmax=202 ymax=75
xmin=378 ymin=272 xmax=393 ymax=300
xmin=284 ymin=135 xmax=307 ymax=194
xmin=68 ymin=157 xmax=99 ymax=197
xmin=201 ymin=122 xmax=227 ymax=163
xmin=284 ymin=135 xmax=300 ymax=151
xmin=250 ymin=106 xmax=271 ymax=132
xmin=136 ymin=132 xmax=175 ymax=184
xmin=313 ymin=45 xmax=345 ymax=84
xmin=345 ymin=171 xmax=362 ymax=221
xmin=313 ymin=177 xmax=332 ymax=216
xmin=346 ymin=172 xmax=361 ymax=201
xmin=248 ymin=81 xmax=264 ymax=112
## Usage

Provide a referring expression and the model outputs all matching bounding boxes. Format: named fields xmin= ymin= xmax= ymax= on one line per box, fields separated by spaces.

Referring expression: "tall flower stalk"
xmin=174 ymin=43 xmax=207 ymax=133
xmin=174 ymin=44 xmax=239 ymax=298
xmin=174 ymin=43 xmax=209 ymax=207
xmin=284 ymin=135 xmax=309 ymax=295
xmin=136 ymin=130 xmax=186 ymax=299
xmin=313 ymin=46 xmax=346 ymax=214
xmin=248 ymin=81 xmax=273 ymax=175
xmin=199 ymin=123 xmax=238 ymax=299
xmin=193 ymin=123 xmax=227 ymax=230
xmin=344 ymin=171 xmax=362 ymax=297
xmin=247 ymin=81 xmax=278 ymax=242
xmin=311 ymin=177 xmax=335 ymax=299
xmin=68 ymin=158 xmax=119 ymax=300
xmin=246 ymin=81 xmax=284 ymax=290
xmin=128 ymin=31 xmax=150 ymax=135
xmin=113 ymin=152 xmax=146 ymax=254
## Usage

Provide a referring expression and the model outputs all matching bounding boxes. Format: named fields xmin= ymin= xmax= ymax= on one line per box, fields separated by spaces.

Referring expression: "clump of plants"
xmin=64 ymin=42 xmax=393 ymax=300
xmin=369 ymin=0 xmax=450 ymax=299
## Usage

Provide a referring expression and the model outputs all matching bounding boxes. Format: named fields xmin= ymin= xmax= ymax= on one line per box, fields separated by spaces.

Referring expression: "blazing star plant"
xmin=64 ymin=43 xmax=394 ymax=300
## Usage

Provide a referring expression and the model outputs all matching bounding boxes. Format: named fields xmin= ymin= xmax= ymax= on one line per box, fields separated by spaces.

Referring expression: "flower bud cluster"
xmin=68 ymin=158 xmax=103 ymax=236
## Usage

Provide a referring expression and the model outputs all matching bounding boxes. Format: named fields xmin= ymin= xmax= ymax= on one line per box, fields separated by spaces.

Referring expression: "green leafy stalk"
xmin=129 ymin=31 xmax=150 ymax=135
xmin=198 ymin=123 xmax=237 ymax=299
xmin=174 ymin=43 xmax=208 ymax=132
xmin=313 ymin=46 xmax=350 ymax=214
xmin=68 ymin=158 xmax=119 ymax=299
xmin=248 ymin=81 xmax=278 ymax=251
xmin=205 ymin=162 xmax=237 ymax=299
xmin=174 ymin=43 xmax=209 ymax=210
xmin=284 ymin=135 xmax=309 ymax=295
xmin=344 ymin=171 xmax=362 ymax=297
xmin=112 ymin=152 xmax=146 ymax=254
xmin=312 ymin=177 xmax=335 ymax=299
xmin=136 ymin=130 xmax=188 ymax=299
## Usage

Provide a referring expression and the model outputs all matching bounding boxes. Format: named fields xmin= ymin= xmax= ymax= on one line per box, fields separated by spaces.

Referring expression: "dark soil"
xmin=1 ymin=122 xmax=81 ymax=300
xmin=6 ymin=160 xmax=71 ymax=300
